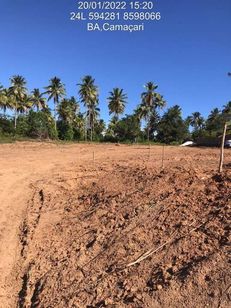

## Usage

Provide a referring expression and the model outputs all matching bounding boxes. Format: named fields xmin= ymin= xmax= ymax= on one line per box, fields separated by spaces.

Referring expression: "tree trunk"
xmin=147 ymin=113 xmax=150 ymax=142
xmin=90 ymin=111 xmax=93 ymax=142
xmin=218 ymin=122 xmax=227 ymax=173
xmin=54 ymin=99 xmax=57 ymax=130
xmin=14 ymin=103 xmax=18 ymax=129
xmin=91 ymin=117 xmax=95 ymax=141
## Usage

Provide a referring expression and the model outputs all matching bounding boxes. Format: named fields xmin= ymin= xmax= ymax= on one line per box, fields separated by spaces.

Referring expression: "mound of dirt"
xmin=18 ymin=161 xmax=230 ymax=308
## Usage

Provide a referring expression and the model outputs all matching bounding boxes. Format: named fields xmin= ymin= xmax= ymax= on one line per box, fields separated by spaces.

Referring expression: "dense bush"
xmin=16 ymin=116 xmax=30 ymax=136
xmin=27 ymin=110 xmax=57 ymax=139
xmin=57 ymin=121 xmax=74 ymax=140
xmin=156 ymin=106 xmax=190 ymax=144
xmin=0 ymin=116 xmax=14 ymax=135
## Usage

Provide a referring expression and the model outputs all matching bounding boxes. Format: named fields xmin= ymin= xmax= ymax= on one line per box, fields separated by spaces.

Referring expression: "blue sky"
xmin=0 ymin=0 xmax=230 ymax=122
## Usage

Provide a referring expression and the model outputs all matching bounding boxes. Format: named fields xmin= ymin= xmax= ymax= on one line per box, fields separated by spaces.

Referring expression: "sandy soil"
xmin=0 ymin=142 xmax=230 ymax=308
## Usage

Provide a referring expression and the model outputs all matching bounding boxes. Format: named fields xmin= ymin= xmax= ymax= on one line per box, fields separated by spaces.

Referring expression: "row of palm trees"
xmin=186 ymin=105 xmax=231 ymax=134
xmin=0 ymin=75 xmax=167 ymax=141
xmin=0 ymin=76 xmax=48 ymax=129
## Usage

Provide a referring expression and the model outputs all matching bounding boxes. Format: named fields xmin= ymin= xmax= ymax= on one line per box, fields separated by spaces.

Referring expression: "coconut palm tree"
xmin=137 ymin=82 xmax=166 ymax=141
xmin=44 ymin=77 xmax=66 ymax=130
xmin=206 ymin=108 xmax=222 ymax=135
xmin=69 ymin=96 xmax=79 ymax=115
xmin=75 ymin=112 xmax=85 ymax=140
xmin=0 ymin=85 xmax=5 ymax=107
xmin=57 ymin=97 xmax=79 ymax=123
xmin=0 ymin=86 xmax=10 ymax=116
xmin=8 ymin=75 xmax=28 ymax=128
xmin=78 ymin=75 xmax=99 ymax=141
xmin=135 ymin=104 xmax=150 ymax=124
xmin=187 ymin=112 xmax=205 ymax=131
xmin=8 ymin=94 xmax=32 ymax=118
xmin=21 ymin=95 xmax=33 ymax=114
xmin=108 ymin=88 xmax=127 ymax=121
xmin=31 ymin=89 xmax=47 ymax=111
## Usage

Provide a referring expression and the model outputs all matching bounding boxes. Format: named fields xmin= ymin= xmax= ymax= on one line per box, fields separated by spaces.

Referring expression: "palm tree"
xmin=137 ymin=82 xmax=166 ymax=141
xmin=0 ymin=86 xmax=10 ymax=116
xmin=69 ymin=96 xmax=79 ymax=114
xmin=78 ymin=75 xmax=99 ymax=141
xmin=31 ymin=89 xmax=47 ymax=111
xmin=44 ymin=77 xmax=66 ymax=130
xmin=21 ymin=95 xmax=33 ymax=114
xmin=57 ymin=97 xmax=79 ymax=124
xmin=75 ymin=112 xmax=85 ymax=140
xmin=94 ymin=119 xmax=106 ymax=138
xmin=8 ymin=94 xmax=32 ymax=118
xmin=206 ymin=108 xmax=222 ymax=135
xmin=135 ymin=104 xmax=150 ymax=123
xmin=8 ymin=75 xmax=28 ymax=128
xmin=108 ymin=88 xmax=127 ymax=121
xmin=187 ymin=112 xmax=205 ymax=131
xmin=107 ymin=115 xmax=118 ymax=137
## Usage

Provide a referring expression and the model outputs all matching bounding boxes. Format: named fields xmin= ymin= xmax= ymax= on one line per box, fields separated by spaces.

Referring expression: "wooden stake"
xmin=161 ymin=145 xmax=165 ymax=169
xmin=219 ymin=123 xmax=227 ymax=173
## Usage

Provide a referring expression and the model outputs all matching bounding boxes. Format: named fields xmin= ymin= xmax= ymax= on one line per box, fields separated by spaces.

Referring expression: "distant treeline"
xmin=0 ymin=75 xmax=230 ymax=143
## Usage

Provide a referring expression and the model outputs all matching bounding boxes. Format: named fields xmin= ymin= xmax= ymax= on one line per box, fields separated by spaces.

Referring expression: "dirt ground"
xmin=0 ymin=142 xmax=230 ymax=308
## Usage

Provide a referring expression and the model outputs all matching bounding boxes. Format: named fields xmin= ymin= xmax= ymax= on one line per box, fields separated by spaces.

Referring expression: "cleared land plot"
xmin=0 ymin=142 xmax=230 ymax=307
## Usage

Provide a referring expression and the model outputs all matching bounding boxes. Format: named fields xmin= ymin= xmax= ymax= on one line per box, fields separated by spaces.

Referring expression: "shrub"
xmin=0 ymin=116 xmax=14 ymax=135
xmin=27 ymin=110 xmax=57 ymax=139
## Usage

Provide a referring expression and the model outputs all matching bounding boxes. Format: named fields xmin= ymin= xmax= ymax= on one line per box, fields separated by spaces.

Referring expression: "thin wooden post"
xmin=161 ymin=145 xmax=165 ymax=169
xmin=148 ymin=144 xmax=151 ymax=160
xmin=93 ymin=151 xmax=95 ymax=167
xmin=219 ymin=123 xmax=227 ymax=173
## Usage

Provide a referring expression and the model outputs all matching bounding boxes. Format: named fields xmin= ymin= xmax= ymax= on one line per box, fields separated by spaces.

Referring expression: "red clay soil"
xmin=15 ymin=146 xmax=230 ymax=308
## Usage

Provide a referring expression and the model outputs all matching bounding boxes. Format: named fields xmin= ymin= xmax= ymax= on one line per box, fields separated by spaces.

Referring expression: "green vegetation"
xmin=78 ymin=76 xmax=99 ymax=141
xmin=136 ymin=82 xmax=166 ymax=141
xmin=156 ymin=105 xmax=189 ymax=144
xmin=108 ymin=88 xmax=127 ymax=121
xmin=0 ymin=75 xmax=230 ymax=144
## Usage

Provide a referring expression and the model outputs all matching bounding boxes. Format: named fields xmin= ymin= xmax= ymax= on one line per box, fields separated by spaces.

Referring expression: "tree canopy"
xmin=0 ymin=74 xmax=230 ymax=144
